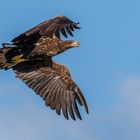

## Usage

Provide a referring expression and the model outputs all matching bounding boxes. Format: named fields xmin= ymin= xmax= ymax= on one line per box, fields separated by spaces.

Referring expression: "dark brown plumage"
xmin=0 ymin=16 xmax=88 ymax=120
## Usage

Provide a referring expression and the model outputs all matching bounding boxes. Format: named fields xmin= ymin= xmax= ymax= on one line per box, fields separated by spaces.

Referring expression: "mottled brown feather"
xmin=13 ymin=60 xmax=88 ymax=120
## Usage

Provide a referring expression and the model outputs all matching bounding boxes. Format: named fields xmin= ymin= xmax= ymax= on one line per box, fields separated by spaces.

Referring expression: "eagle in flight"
xmin=0 ymin=16 xmax=88 ymax=120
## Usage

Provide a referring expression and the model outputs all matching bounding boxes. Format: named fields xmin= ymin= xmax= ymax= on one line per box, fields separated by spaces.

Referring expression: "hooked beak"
xmin=71 ymin=41 xmax=80 ymax=47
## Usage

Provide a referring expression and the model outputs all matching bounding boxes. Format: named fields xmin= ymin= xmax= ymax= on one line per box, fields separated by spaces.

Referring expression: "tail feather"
xmin=0 ymin=44 xmax=24 ymax=70
xmin=0 ymin=46 xmax=13 ymax=70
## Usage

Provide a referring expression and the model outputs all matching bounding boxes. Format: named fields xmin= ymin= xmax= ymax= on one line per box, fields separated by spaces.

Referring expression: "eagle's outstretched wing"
xmin=13 ymin=60 xmax=88 ymax=120
xmin=12 ymin=16 xmax=80 ymax=45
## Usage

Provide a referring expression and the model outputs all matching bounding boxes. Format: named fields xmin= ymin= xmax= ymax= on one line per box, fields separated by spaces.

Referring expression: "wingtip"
xmin=76 ymin=21 xmax=80 ymax=25
xmin=86 ymin=108 xmax=89 ymax=114
xmin=84 ymin=103 xmax=89 ymax=114
xmin=64 ymin=115 xmax=69 ymax=120
xmin=74 ymin=23 xmax=81 ymax=29
xmin=78 ymin=116 xmax=82 ymax=121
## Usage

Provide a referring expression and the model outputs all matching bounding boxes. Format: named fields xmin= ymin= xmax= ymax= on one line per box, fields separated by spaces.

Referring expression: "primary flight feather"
xmin=0 ymin=16 xmax=88 ymax=120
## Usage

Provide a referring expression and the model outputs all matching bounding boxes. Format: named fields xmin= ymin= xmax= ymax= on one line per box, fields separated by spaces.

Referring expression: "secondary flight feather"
xmin=0 ymin=16 xmax=88 ymax=120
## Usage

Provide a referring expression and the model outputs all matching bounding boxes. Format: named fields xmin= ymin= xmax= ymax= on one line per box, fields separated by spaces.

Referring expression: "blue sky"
xmin=0 ymin=0 xmax=140 ymax=140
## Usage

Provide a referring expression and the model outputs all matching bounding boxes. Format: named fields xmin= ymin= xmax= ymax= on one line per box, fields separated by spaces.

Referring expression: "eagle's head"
xmin=51 ymin=37 xmax=80 ymax=56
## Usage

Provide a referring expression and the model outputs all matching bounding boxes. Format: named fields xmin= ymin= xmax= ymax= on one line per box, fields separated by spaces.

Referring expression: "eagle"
xmin=0 ymin=16 xmax=88 ymax=120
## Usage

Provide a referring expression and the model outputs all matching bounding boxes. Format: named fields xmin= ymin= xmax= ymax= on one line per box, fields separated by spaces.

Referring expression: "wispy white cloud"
xmin=86 ymin=75 xmax=140 ymax=140
xmin=103 ymin=75 xmax=140 ymax=140
xmin=115 ymin=75 xmax=140 ymax=123
xmin=0 ymin=77 xmax=97 ymax=140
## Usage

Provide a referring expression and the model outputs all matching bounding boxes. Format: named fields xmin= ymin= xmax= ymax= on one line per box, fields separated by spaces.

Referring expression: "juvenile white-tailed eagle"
xmin=0 ymin=16 xmax=88 ymax=120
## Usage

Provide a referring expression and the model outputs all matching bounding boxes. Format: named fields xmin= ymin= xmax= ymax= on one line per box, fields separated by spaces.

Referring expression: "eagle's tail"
xmin=0 ymin=43 xmax=25 ymax=70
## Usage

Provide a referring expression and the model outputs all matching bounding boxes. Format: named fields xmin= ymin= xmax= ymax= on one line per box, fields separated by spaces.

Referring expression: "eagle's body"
xmin=0 ymin=16 xmax=88 ymax=120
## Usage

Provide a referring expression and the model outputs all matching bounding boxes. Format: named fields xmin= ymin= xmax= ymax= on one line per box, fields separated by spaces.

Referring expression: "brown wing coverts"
xmin=13 ymin=61 xmax=88 ymax=120
xmin=12 ymin=16 xmax=80 ymax=45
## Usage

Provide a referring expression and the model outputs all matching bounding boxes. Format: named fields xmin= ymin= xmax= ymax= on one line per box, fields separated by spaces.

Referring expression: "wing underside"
xmin=13 ymin=61 xmax=88 ymax=120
